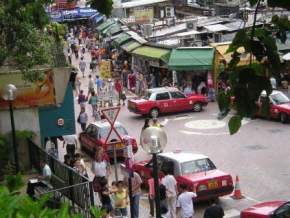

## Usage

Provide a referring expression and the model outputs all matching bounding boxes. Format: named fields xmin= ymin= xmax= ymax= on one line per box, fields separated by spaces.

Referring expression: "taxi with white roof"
xmin=128 ymin=87 xmax=208 ymax=117
xmin=132 ymin=151 xmax=234 ymax=201
xmin=79 ymin=120 xmax=138 ymax=158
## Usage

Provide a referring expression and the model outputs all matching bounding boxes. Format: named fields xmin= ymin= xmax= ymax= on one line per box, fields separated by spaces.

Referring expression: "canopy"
xmin=113 ymin=33 xmax=131 ymax=46
xmin=121 ymin=41 xmax=142 ymax=52
xmin=131 ymin=46 xmax=171 ymax=63
xmin=168 ymin=48 xmax=214 ymax=71
xmin=96 ymin=20 xmax=115 ymax=32
xmin=103 ymin=24 xmax=122 ymax=36
xmin=49 ymin=7 xmax=99 ymax=22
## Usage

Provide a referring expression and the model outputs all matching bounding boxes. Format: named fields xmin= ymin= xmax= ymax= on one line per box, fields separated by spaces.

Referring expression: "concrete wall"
xmin=0 ymin=107 xmax=41 ymax=144
xmin=54 ymin=67 xmax=71 ymax=105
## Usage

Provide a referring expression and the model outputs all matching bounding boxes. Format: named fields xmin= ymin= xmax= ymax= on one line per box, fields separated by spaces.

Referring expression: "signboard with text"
xmin=133 ymin=7 xmax=154 ymax=24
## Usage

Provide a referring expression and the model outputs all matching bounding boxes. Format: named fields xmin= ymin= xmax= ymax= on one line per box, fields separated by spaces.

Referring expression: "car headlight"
xmin=222 ymin=180 xmax=227 ymax=187
xmin=198 ymin=184 xmax=207 ymax=191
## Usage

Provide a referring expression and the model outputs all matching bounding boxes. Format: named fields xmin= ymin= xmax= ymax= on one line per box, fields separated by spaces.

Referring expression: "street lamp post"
xmin=140 ymin=127 xmax=167 ymax=218
xmin=2 ymin=84 xmax=19 ymax=173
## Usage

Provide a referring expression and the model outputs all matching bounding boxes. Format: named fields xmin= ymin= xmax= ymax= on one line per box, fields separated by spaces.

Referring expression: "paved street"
xmin=70 ymin=49 xmax=290 ymax=218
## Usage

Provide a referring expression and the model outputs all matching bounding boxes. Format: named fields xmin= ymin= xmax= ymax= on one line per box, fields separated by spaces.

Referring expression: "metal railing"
xmin=28 ymin=140 xmax=94 ymax=217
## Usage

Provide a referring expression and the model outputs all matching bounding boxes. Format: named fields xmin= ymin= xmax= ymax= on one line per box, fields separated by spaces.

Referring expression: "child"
xmin=114 ymin=181 xmax=128 ymax=217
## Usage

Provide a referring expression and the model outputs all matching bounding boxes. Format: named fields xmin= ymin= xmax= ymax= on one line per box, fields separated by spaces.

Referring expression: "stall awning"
xmin=131 ymin=46 xmax=171 ymax=63
xmin=103 ymin=24 xmax=122 ymax=36
xmin=168 ymin=47 xmax=214 ymax=71
xmin=96 ymin=20 xmax=115 ymax=32
xmin=210 ymin=42 xmax=251 ymax=65
xmin=121 ymin=41 xmax=142 ymax=52
xmin=113 ymin=33 xmax=131 ymax=46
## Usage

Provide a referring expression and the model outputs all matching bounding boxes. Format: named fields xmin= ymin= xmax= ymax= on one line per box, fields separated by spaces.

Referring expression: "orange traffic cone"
xmin=231 ymin=175 xmax=244 ymax=200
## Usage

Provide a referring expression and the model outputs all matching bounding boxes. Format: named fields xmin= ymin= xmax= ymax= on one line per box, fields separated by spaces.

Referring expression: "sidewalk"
xmin=68 ymin=46 xmax=150 ymax=217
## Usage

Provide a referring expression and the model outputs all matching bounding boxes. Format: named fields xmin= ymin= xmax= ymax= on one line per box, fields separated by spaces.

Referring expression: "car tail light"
xmin=198 ymin=184 xmax=207 ymax=192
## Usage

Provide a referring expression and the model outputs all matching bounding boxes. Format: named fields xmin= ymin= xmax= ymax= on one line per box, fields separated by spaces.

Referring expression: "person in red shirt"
xmin=115 ymin=79 xmax=125 ymax=106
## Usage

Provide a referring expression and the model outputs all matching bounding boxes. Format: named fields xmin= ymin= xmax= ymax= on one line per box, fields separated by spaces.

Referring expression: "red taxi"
xmin=128 ymin=87 xmax=208 ymax=117
xmin=257 ymin=90 xmax=290 ymax=123
xmin=79 ymin=121 xmax=138 ymax=158
xmin=241 ymin=201 xmax=290 ymax=218
xmin=132 ymin=152 xmax=234 ymax=201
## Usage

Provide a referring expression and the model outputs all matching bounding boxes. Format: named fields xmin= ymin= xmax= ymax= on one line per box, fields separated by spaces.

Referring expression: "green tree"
xmin=218 ymin=0 xmax=290 ymax=134
xmin=88 ymin=0 xmax=113 ymax=17
xmin=0 ymin=0 xmax=67 ymax=82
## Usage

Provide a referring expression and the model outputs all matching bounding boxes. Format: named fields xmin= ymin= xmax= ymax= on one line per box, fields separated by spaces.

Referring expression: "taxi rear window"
xmin=181 ymin=158 xmax=216 ymax=174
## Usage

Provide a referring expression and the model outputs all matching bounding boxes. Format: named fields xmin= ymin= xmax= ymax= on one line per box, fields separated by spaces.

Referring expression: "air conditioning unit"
xmin=165 ymin=7 xmax=174 ymax=17
xmin=186 ymin=19 xmax=197 ymax=30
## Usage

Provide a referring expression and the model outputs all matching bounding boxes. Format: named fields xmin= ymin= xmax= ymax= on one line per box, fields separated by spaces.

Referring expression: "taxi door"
xmin=155 ymin=92 xmax=175 ymax=113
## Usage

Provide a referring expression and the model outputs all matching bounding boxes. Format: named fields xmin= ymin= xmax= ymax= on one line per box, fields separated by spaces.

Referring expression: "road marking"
xmin=224 ymin=209 xmax=240 ymax=218
xmin=180 ymin=130 xmax=229 ymax=136
xmin=185 ymin=119 xmax=226 ymax=130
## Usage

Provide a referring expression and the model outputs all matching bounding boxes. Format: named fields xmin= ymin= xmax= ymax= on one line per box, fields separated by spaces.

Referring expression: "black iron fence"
xmin=28 ymin=140 xmax=94 ymax=217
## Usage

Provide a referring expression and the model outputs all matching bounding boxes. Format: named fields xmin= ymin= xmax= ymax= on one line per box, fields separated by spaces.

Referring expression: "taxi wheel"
xmin=193 ymin=103 xmax=202 ymax=112
xmin=280 ymin=113 xmax=288 ymax=124
xmin=150 ymin=108 xmax=159 ymax=118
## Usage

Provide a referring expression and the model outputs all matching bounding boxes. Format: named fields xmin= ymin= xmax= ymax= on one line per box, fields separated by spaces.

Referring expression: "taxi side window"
xmin=156 ymin=92 xmax=170 ymax=101
xmin=171 ymin=91 xmax=186 ymax=99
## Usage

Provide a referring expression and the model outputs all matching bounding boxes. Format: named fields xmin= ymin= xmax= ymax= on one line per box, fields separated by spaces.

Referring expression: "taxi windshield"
xmin=99 ymin=126 xmax=128 ymax=139
xmin=271 ymin=93 xmax=290 ymax=105
xmin=181 ymin=158 xmax=216 ymax=175
xmin=144 ymin=91 xmax=152 ymax=100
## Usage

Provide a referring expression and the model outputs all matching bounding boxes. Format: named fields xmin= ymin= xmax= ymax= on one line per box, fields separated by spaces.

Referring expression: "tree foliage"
xmin=0 ymin=0 xmax=67 ymax=82
xmin=218 ymin=0 xmax=290 ymax=134
xmin=89 ymin=0 xmax=113 ymax=17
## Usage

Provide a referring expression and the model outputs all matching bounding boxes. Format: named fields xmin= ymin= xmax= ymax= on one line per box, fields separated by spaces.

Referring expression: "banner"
xmin=0 ymin=70 xmax=56 ymax=109
xmin=133 ymin=7 xmax=153 ymax=24
xmin=99 ymin=60 xmax=112 ymax=79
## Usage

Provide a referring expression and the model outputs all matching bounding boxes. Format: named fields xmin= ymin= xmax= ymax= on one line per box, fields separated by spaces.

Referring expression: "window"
xmin=270 ymin=93 xmax=290 ymax=105
xmin=274 ymin=203 xmax=290 ymax=217
xmin=86 ymin=125 xmax=98 ymax=138
xmin=181 ymin=158 xmax=216 ymax=175
xmin=99 ymin=126 xmax=128 ymax=140
xmin=171 ymin=91 xmax=186 ymax=99
xmin=156 ymin=92 xmax=170 ymax=101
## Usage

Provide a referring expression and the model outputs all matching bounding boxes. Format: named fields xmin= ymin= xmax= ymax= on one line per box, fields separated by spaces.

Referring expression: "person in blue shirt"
xmin=95 ymin=75 xmax=103 ymax=94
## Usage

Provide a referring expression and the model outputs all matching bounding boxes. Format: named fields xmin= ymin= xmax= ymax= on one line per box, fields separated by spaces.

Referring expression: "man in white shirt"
xmin=161 ymin=170 xmax=177 ymax=218
xmin=176 ymin=183 xmax=197 ymax=218
xmin=62 ymin=134 xmax=78 ymax=157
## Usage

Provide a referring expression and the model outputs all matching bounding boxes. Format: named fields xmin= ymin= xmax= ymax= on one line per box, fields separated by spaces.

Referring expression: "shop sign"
xmin=57 ymin=118 xmax=65 ymax=126
xmin=133 ymin=7 xmax=154 ymax=24
xmin=99 ymin=59 xmax=112 ymax=79
xmin=0 ymin=69 xmax=56 ymax=109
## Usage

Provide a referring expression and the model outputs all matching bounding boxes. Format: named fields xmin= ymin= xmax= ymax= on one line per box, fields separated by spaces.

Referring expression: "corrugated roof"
xmin=126 ymin=31 xmax=147 ymax=44
xmin=204 ymin=24 xmax=230 ymax=32
xmin=117 ymin=0 xmax=168 ymax=9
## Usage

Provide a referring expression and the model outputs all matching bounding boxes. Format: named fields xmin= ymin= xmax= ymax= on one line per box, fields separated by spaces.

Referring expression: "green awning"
xmin=102 ymin=24 xmax=121 ymax=36
xmin=96 ymin=20 xmax=115 ymax=32
xmin=113 ymin=33 xmax=131 ymax=46
xmin=168 ymin=48 xmax=214 ymax=71
xmin=131 ymin=46 xmax=171 ymax=63
xmin=121 ymin=41 xmax=142 ymax=52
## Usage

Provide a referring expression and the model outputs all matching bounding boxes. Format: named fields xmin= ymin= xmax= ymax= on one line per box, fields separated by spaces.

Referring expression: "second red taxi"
xmin=128 ymin=87 xmax=208 ymax=117
xmin=132 ymin=151 xmax=234 ymax=201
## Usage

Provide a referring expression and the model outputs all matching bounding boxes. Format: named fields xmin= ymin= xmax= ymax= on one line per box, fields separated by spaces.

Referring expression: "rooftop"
xmin=117 ymin=0 xmax=169 ymax=9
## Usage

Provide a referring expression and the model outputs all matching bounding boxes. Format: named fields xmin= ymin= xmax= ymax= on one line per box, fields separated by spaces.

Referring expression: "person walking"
xmin=96 ymin=75 xmax=103 ymax=94
xmin=115 ymin=79 xmax=124 ymax=106
xmin=78 ymin=107 xmax=88 ymax=132
xmin=161 ymin=170 xmax=178 ymax=218
xmin=124 ymin=171 xmax=142 ymax=218
xmin=62 ymin=134 xmax=78 ymax=158
xmin=88 ymin=74 xmax=95 ymax=96
xmin=75 ymin=76 xmax=81 ymax=96
xmin=79 ymin=56 xmax=87 ymax=78
xmin=176 ymin=183 xmax=197 ymax=218
xmin=203 ymin=201 xmax=225 ymax=218
xmin=78 ymin=90 xmax=87 ymax=109
xmin=89 ymin=91 xmax=98 ymax=116
xmin=148 ymin=172 xmax=160 ymax=217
